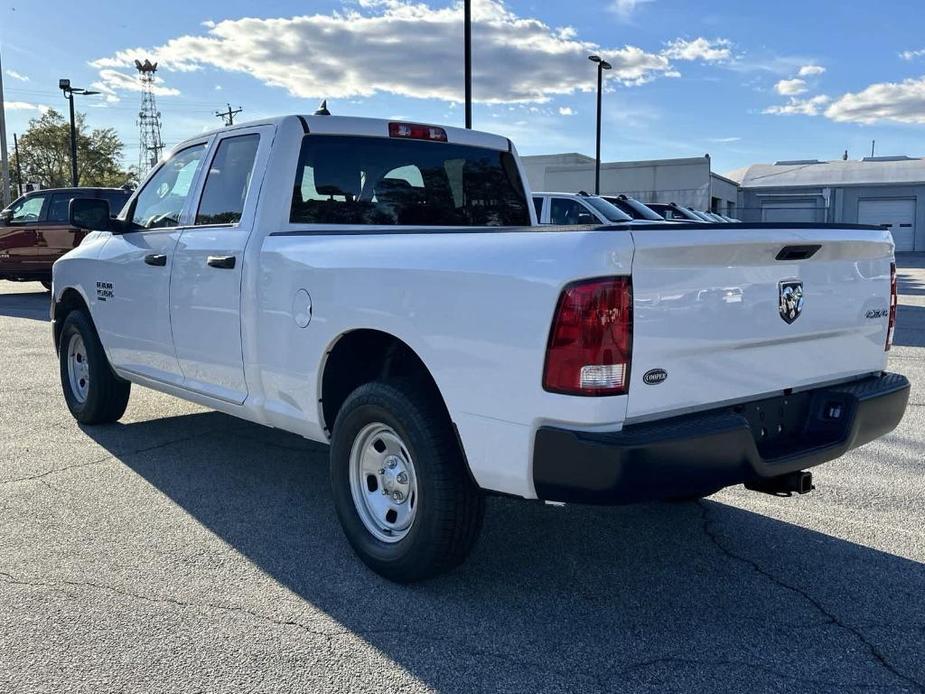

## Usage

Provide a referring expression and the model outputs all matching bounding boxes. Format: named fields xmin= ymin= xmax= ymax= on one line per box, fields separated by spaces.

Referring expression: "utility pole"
xmin=214 ymin=104 xmax=243 ymax=127
xmin=13 ymin=133 xmax=22 ymax=197
xmin=871 ymin=140 xmax=876 ymax=158
xmin=0 ymin=48 xmax=11 ymax=207
xmin=464 ymin=0 xmax=472 ymax=129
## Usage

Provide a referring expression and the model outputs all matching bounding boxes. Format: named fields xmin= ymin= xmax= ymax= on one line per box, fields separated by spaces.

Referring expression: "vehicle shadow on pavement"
xmin=894 ymin=304 xmax=925 ymax=348
xmin=0 ymin=290 xmax=50 ymax=322
xmin=82 ymin=412 xmax=925 ymax=693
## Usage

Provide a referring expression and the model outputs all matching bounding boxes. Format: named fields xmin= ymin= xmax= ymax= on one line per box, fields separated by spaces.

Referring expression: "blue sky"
xmin=2 ymin=0 xmax=925 ymax=175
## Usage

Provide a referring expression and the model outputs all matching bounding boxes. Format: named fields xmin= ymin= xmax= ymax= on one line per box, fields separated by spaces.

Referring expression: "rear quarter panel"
xmin=253 ymin=229 xmax=635 ymax=497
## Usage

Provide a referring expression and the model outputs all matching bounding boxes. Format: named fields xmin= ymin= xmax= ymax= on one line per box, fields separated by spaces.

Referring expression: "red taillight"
xmin=388 ymin=122 xmax=448 ymax=142
xmin=886 ymin=261 xmax=897 ymax=351
xmin=543 ymin=277 xmax=633 ymax=396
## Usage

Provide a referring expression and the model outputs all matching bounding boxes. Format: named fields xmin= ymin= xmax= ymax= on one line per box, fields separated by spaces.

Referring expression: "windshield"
xmin=689 ymin=209 xmax=713 ymax=221
xmin=582 ymin=196 xmax=633 ymax=222
xmin=605 ymin=196 xmax=664 ymax=221
xmin=290 ymin=135 xmax=530 ymax=226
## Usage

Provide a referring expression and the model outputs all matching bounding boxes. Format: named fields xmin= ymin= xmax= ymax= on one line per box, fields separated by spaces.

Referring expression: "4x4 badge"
xmin=779 ymin=279 xmax=804 ymax=324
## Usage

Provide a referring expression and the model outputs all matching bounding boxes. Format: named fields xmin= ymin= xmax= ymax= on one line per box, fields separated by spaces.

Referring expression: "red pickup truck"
xmin=0 ymin=187 xmax=131 ymax=290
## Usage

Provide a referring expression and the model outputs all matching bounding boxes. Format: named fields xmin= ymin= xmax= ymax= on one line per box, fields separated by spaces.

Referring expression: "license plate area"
xmin=734 ymin=389 xmax=851 ymax=461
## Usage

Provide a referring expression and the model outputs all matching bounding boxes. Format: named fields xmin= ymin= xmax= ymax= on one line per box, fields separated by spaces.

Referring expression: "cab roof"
xmin=183 ymin=114 xmax=512 ymax=153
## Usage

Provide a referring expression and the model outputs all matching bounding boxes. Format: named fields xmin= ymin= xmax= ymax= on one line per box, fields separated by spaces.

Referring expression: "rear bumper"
xmin=533 ymin=372 xmax=909 ymax=504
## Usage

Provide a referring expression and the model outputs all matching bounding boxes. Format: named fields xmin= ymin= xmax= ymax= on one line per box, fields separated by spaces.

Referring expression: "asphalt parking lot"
xmin=1 ymin=261 xmax=924 ymax=694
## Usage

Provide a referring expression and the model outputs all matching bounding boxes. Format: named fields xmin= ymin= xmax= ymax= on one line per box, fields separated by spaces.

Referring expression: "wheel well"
xmin=53 ymin=288 xmax=90 ymax=350
xmin=320 ymin=330 xmax=451 ymax=436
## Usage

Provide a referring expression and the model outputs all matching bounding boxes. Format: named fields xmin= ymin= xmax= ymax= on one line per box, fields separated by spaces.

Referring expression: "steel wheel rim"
xmin=348 ymin=422 xmax=418 ymax=543
xmin=66 ymin=333 xmax=90 ymax=404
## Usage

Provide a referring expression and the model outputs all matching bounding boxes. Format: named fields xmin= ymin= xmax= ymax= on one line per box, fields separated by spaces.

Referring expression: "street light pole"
xmin=58 ymin=79 xmax=100 ymax=188
xmin=65 ymin=89 xmax=77 ymax=187
xmin=464 ymin=0 xmax=472 ymax=129
xmin=588 ymin=55 xmax=611 ymax=195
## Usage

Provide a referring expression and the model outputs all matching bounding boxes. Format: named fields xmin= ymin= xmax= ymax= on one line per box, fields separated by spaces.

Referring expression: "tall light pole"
xmin=464 ymin=0 xmax=472 ymax=129
xmin=58 ymin=79 xmax=99 ymax=187
xmin=588 ymin=55 xmax=611 ymax=195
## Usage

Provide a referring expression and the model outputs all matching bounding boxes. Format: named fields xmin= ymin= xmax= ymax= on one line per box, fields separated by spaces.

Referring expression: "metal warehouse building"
xmin=727 ymin=156 xmax=925 ymax=252
xmin=521 ymin=153 xmax=739 ymax=217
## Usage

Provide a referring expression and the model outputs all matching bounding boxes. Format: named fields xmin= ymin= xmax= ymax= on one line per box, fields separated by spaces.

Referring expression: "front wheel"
xmin=59 ymin=310 xmax=131 ymax=424
xmin=330 ymin=381 xmax=485 ymax=583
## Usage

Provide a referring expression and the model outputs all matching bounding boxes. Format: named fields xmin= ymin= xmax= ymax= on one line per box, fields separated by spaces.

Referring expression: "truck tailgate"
xmin=626 ymin=226 xmax=894 ymax=422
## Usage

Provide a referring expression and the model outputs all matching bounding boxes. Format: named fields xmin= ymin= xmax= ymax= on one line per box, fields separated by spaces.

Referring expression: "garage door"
xmin=858 ymin=198 xmax=916 ymax=252
xmin=761 ymin=201 xmax=817 ymax=223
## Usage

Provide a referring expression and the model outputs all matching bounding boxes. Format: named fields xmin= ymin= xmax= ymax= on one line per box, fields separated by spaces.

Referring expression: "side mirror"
xmin=69 ymin=198 xmax=113 ymax=232
xmin=0 ymin=209 xmax=11 ymax=226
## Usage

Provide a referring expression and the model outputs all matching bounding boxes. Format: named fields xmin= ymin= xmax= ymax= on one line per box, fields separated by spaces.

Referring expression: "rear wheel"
xmin=59 ymin=310 xmax=130 ymax=424
xmin=330 ymin=381 xmax=484 ymax=583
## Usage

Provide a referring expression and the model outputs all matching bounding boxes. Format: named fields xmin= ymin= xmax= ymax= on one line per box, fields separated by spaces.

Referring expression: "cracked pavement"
xmin=1 ymin=258 xmax=925 ymax=693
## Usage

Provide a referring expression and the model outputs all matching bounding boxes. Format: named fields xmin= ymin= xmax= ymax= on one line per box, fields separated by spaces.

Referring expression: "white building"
xmin=520 ymin=153 xmax=739 ymax=217
xmin=727 ymin=156 xmax=925 ymax=252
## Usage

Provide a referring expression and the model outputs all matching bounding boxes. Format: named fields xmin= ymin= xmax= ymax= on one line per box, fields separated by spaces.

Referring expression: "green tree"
xmin=10 ymin=108 xmax=131 ymax=189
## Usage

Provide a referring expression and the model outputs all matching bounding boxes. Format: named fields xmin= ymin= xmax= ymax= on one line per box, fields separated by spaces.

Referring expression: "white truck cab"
xmin=52 ymin=114 xmax=909 ymax=582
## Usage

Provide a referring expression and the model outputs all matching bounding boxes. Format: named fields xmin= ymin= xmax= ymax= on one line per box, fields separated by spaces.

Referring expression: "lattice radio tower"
xmin=134 ymin=59 xmax=165 ymax=176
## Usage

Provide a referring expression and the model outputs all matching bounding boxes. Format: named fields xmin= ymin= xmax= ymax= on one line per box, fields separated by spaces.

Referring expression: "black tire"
xmin=58 ymin=310 xmax=131 ymax=425
xmin=330 ymin=380 xmax=485 ymax=583
xmin=40 ymin=280 xmax=52 ymax=292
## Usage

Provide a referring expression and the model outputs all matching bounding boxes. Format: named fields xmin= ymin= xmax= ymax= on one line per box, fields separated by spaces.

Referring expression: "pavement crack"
xmin=0 ymin=569 xmax=346 ymax=639
xmin=696 ymin=501 xmax=925 ymax=693
xmin=0 ymin=427 xmax=230 ymax=487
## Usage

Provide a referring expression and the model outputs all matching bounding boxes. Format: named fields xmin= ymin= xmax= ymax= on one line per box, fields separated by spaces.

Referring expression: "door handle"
xmin=144 ymin=253 xmax=167 ymax=267
xmin=207 ymin=255 xmax=236 ymax=269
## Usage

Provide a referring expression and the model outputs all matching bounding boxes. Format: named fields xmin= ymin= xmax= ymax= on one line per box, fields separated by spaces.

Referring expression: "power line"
xmin=214 ymin=103 xmax=243 ymax=126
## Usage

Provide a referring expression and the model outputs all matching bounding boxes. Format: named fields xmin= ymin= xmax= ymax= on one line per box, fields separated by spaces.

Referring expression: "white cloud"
xmin=798 ymin=64 xmax=826 ymax=76
xmin=90 ymin=0 xmax=702 ymax=104
xmin=764 ymin=94 xmax=831 ymax=116
xmin=900 ymin=49 xmax=925 ymax=61
xmin=610 ymin=0 xmax=654 ymax=22
xmin=5 ymin=101 xmax=49 ymax=112
xmin=4 ymin=69 xmax=29 ymax=82
xmin=775 ymin=78 xmax=808 ymax=95
xmin=708 ymin=136 xmax=741 ymax=143
xmin=663 ymin=37 xmax=732 ymax=63
xmin=825 ymin=76 xmax=925 ymax=124
xmin=91 ymin=69 xmax=180 ymax=98
xmin=558 ymin=106 xmax=575 ymax=115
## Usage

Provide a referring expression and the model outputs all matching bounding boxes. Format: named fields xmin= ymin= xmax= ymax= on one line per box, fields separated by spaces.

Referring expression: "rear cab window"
xmin=290 ymin=135 xmax=530 ymax=227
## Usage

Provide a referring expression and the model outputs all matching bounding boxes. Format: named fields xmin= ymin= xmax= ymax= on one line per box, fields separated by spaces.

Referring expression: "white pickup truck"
xmin=52 ymin=114 xmax=909 ymax=582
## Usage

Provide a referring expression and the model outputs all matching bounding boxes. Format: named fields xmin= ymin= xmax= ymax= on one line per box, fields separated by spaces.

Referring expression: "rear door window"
xmin=195 ymin=134 xmax=260 ymax=225
xmin=290 ymin=135 xmax=530 ymax=226
xmin=96 ymin=190 xmax=131 ymax=217
xmin=47 ymin=192 xmax=73 ymax=223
